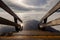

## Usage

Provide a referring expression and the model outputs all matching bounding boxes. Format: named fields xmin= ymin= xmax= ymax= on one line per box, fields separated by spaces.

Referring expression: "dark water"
xmin=0 ymin=19 xmax=60 ymax=33
xmin=23 ymin=20 xmax=60 ymax=32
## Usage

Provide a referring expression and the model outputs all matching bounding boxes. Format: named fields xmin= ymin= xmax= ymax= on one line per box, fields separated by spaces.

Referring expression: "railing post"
xmin=14 ymin=17 xmax=20 ymax=32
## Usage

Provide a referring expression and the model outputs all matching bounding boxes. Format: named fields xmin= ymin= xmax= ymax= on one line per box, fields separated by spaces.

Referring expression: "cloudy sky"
xmin=0 ymin=0 xmax=60 ymax=32
xmin=0 ymin=0 xmax=59 ymax=13
xmin=0 ymin=0 xmax=60 ymax=20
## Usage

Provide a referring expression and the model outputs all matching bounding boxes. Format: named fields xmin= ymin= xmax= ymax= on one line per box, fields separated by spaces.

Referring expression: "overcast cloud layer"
xmin=1 ymin=0 xmax=59 ymax=13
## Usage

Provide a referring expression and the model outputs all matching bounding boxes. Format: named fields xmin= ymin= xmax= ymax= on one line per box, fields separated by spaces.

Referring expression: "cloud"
xmin=2 ymin=0 xmax=31 ymax=12
xmin=20 ymin=0 xmax=47 ymax=7
xmin=2 ymin=0 xmax=60 ymax=13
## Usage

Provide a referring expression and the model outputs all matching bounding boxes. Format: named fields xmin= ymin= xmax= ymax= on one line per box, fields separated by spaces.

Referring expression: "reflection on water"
xmin=23 ymin=20 xmax=60 ymax=32
xmin=0 ymin=19 xmax=60 ymax=34
xmin=0 ymin=25 xmax=15 ymax=34
xmin=23 ymin=20 xmax=39 ymax=30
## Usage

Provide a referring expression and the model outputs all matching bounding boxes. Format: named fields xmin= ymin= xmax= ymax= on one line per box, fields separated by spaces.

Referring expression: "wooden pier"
xmin=0 ymin=30 xmax=60 ymax=40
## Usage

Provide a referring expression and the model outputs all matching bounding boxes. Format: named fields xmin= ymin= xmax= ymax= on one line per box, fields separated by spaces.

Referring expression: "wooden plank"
xmin=40 ymin=18 xmax=60 ymax=27
xmin=0 ymin=30 xmax=60 ymax=40
xmin=0 ymin=0 xmax=22 ymax=23
xmin=13 ymin=30 xmax=60 ymax=36
xmin=0 ymin=36 xmax=60 ymax=39
xmin=0 ymin=17 xmax=21 ymax=27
